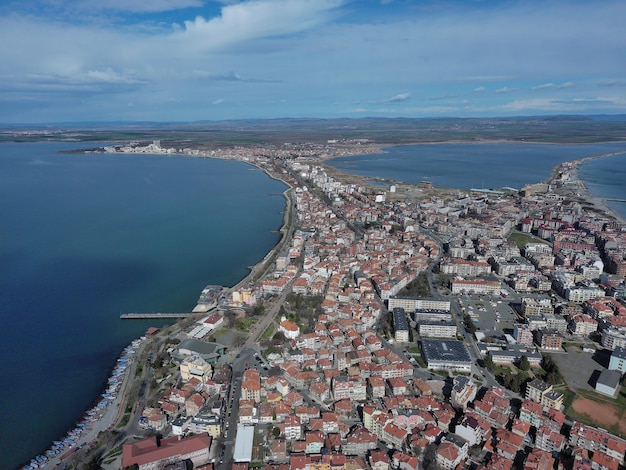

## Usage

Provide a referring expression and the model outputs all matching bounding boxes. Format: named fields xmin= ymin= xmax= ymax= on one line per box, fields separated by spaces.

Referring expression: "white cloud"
xmin=1 ymin=0 xmax=626 ymax=121
xmin=382 ymin=93 xmax=411 ymax=103
xmin=494 ymin=87 xmax=515 ymax=94
xmin=175 ymin=0 xmax=346 ymax=53
xmin=212 ymin=98 xmax=224 ymax=104
xmin=531 ymin=83 xmax=554 ymax=91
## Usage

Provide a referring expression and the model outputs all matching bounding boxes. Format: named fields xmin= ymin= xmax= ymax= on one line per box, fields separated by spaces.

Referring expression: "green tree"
xmin=519 ymin=355 xmax=531 ymax=371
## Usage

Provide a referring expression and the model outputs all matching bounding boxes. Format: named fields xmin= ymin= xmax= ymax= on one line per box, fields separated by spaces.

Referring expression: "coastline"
xmin=549 ymin=150 xmax=626 ymax=225
xmin=20 ymin=140 xmax=626 ymax=468
xmin=23 ymin=158 xmax=293 ymax=470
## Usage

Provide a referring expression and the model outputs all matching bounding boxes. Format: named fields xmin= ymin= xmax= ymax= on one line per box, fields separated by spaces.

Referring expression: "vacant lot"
xmin=570 ymin=396 xmax=626 ymax=437
xmin=548 ymin=346 xmax=609 ymax=392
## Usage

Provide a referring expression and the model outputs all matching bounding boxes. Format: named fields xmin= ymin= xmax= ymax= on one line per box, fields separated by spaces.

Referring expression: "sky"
xmin=1 ymin=0 xmax=625 ymax=123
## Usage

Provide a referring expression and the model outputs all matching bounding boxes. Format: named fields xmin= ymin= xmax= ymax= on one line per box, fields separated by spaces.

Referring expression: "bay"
xmin=327 ymin=142 xmax=626 ymax=192
xmin=0 ymin=142 xmax=286 ymax=469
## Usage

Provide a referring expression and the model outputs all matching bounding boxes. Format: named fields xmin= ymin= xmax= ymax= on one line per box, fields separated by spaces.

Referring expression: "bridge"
xmin=120 ymin=313 xmax=192 ymax=320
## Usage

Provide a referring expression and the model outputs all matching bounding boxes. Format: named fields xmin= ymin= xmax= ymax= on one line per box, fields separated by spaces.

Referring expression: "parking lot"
xmin=458 ymin=297 xmax=518 ymax=333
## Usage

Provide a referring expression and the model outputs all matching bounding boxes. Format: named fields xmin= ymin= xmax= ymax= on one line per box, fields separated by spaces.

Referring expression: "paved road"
xmin=217 ymin=348 xmax=256 ymax=469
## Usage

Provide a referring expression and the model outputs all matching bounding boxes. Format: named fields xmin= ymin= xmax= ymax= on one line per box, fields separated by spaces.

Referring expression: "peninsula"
xmin=11 ymin=118 xmax=626 ymax=470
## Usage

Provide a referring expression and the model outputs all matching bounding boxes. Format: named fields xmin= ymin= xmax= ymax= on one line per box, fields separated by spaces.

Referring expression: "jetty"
xmin=120 ymin=313 xmax=192 ymax=320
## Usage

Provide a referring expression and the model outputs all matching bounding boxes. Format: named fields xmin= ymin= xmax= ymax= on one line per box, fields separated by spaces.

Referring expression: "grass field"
xmin=507 ymin=231 xmax=550 ymax=250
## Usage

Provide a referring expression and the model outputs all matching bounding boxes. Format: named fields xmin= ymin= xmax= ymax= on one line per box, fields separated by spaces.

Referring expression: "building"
xmin=279 ymin=317 xmax=300 ymax=339
xmin=569 ymin=421 xmax=626 ymax=462
xmin=388 ymin=296 xmax=450 ymax=312
xmin=535 ymin=329 xmax=563 ymax=350
xmin=450 ymin=376 xmax=477 ymax=410
xmin=180 ymin=355 xmax=212 ymax=383
xmin=177 ymin=338 xmax=225 ymax=363
xmin=525 ymin=378 xmax=563 ymax=410
xmin=233 ymin=425 xmax=255 ymax=463
xmin=595 ymin=369 xmax=621 ymax=397
xmin=568 ymin=314 xmax=598 ymax=336
xmin=513 ymin=323 xmax=533 ymax=346
xmin=609 ymin=346 xmax=626 ymax=374
xmin=418 ymin=320 xmax=457 ymax=338
xmin=602 ymin=328 xmax=626 ymax=351
xmin=450 ymin=279 xmax=501 ymax=295
xmin=392 ymin=307 xmax=410 ymax=342
xmin=420 ymin=339 xmax=472 ymax=373
xmin=122 ymin=434 xmax=211 ymax=469
xmin=188 ymin=414 xmax=221 ymax=438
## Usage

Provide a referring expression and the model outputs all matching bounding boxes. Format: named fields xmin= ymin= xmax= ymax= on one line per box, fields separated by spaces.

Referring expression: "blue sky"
xmin=1 ymin=0 xmax=625 ymax=123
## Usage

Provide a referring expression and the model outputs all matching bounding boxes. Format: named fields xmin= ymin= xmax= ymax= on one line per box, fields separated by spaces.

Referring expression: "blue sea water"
xmin=0 ymin=142 xmax=287 ymax=469
xmin=328 ymin=142 xmax=626 ymax=193
xmin=578 ymin=152 xmax=626 ymax=221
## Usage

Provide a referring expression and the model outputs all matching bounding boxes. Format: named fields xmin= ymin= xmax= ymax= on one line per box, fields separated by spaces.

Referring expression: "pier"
xmin=605 ymin=198 xmax=626 ymax=203
xmin=120 ymin=313 xmax=192 ymax=320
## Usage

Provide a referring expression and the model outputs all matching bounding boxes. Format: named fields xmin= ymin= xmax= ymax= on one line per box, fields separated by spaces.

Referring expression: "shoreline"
xmin=549 ymin=150 xmax=626 ymax=226
xmin=23 ymin=158 xmax=294 ymax=470
xmin=20 ymin=140 xmax=626 ymax=468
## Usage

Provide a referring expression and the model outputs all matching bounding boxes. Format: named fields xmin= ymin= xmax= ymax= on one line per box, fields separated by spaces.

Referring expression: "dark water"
xmin=0 ymin=142 xmax=286 ymax=469
xmin=327 ymin=142 xmax=626 ymax=193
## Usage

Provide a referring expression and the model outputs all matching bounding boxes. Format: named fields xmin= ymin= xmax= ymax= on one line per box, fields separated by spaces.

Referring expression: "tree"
xmin=519 ymin=355 xmax=531 ymax=371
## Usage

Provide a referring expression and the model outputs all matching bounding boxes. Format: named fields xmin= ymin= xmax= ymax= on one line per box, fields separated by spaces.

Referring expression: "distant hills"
xmin=2 ymin=115 xmax=626 ymax=146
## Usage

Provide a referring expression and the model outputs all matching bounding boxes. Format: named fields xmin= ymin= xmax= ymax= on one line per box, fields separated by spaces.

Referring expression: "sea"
xmin=327 ymin=142 xmax=626 ymax=220
xmin=2 ymin=140 xmax=626 ymax=468
xmin=0 ymin=142 xmax=287 ymax=469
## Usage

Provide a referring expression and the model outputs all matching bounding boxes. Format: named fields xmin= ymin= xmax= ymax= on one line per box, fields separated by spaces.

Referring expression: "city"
xmin=41 ymin=138 xmax=626 ymax=470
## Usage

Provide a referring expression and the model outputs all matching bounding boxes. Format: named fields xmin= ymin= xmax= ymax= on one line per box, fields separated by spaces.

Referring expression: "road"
xmin=217 ymin=347 xmax=257 ymax=469
xmin=242 ymin=285 xmax=293 ymax=350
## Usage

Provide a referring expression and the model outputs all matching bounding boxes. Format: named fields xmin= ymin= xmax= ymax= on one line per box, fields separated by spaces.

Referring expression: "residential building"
xmin=602 ymin=328 xmax=626 ymax=351
xmin=450 ymin=376 xmax=477 ymax=410
xmin=514 ymin=323 xmax=534 ymax=346
xmin=179 ymin=356 xmax=212 ymax=383
xmin=535 ymin=329 xmax=563 ymax=350
xmin=525 ymin=378 xmax=563 ymax=410
xmin=392 ymin=307 xmax=410 ymax=342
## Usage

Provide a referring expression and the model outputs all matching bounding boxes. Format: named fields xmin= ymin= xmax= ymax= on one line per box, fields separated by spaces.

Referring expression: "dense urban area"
xmin=28 ymin=135 xmax=626 ymax=470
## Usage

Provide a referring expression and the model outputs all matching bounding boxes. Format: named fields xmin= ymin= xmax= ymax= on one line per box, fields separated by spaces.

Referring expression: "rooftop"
xmin=421 ymin=339 xmax=472 ymax=364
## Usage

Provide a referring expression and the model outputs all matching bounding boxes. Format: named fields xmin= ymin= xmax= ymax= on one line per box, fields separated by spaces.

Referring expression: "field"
xmin=570 ymin=395 xmax=626 ymax=438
